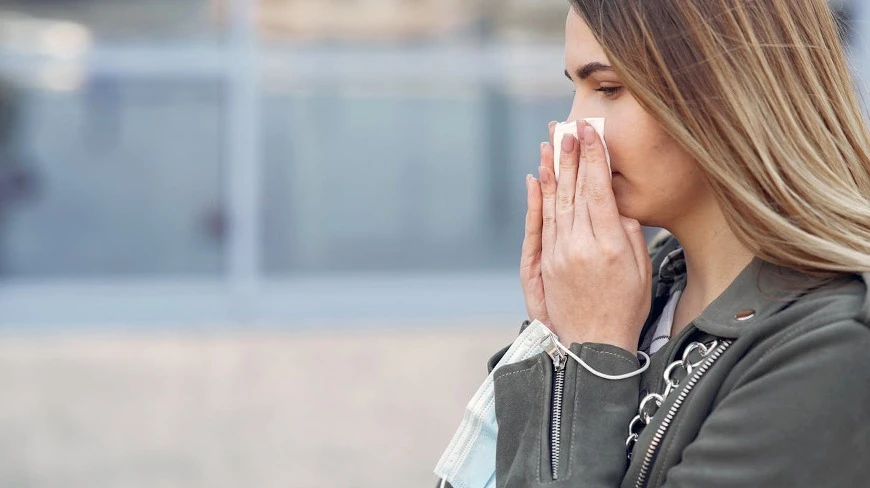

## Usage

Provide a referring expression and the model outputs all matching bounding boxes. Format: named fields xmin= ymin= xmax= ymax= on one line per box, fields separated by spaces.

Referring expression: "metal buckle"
xmin=626 ymin=415 xmax=643 ymax=456
xmin=662 ymin=360 xmax=687 ymax=397
xmin=629 ymin=414 xmax=644 ymax=434
xmin=638 ymin=393 xmax=664 ymax=424
xmin=682 ymin=340 xmax=718 ymax=373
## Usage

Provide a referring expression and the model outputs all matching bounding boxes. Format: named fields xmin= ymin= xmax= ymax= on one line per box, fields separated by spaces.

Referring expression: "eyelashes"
xmin=595 ymin=86 xmax=623 ymax=98
xmin=571 ymin=86 xmax=623 ymax=99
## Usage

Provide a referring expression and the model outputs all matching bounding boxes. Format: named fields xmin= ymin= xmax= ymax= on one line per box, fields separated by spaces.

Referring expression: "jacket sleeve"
xmin=492 ymin=341 xmax=641 ymax=487
xmin=487 ymin=344 xmax=512 ymax=374
xmin=659 ymin=319 xmax=870 ymax=488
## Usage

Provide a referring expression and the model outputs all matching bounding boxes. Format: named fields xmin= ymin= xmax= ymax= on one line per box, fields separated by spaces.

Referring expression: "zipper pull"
xmin=543 ymin=333 xmax=567 ymax=372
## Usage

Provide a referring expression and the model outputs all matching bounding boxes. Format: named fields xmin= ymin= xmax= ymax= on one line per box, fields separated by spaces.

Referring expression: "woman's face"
xmin=563 ymin=8 xmax=710 ymax=228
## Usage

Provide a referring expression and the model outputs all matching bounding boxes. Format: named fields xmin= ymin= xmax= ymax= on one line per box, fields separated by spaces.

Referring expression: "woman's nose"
xmin=567 ymin=97 xmax=597 ymax=123
xmin=565 ymin=109 xmax=588 ymax=123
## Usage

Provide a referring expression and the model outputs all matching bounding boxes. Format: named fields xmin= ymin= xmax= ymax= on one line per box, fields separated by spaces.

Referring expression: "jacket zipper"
xmin=544 ymin=335 xmax=567 ymax=480
xmin=634 ymin=340 xmax=732 ymax=488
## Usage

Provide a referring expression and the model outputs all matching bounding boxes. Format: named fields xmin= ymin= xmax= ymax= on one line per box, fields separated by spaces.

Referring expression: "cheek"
xmin=602 ymin=119 xmax=657 ymax=174
xmin=605 ymin=125 xmax=703 ymax=219
xmin=606 ymin=115 xmax=685 ymax=178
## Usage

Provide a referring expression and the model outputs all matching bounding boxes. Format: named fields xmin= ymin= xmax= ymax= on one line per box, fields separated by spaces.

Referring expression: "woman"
xmin=436 ymin=0 xmax=870 ymax=487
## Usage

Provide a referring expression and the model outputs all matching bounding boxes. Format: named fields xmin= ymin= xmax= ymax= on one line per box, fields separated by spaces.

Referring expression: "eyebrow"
xmin=564 ymin=62 xmax=614 ymax=81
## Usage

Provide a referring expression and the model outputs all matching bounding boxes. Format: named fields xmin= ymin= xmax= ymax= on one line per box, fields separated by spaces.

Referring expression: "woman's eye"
xmin=595 ymin=86 xmax=623 ymax=98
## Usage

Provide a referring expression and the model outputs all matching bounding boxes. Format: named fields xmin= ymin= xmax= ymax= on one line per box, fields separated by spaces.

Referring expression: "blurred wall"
xmin=0 ymin=0 xmax=864 ymax=326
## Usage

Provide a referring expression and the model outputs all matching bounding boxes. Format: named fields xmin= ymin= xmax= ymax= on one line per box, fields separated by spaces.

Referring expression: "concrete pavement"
xmin=0 ymin=322 xmax=516 ymax=487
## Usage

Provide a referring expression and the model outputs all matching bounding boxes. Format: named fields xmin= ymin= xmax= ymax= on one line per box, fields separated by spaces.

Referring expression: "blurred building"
xmin=250 ymin=0 xmax=477 ymax=41
xmin=216 ymin=0 xmax=564 ymax=42
xmin=0 ymin=0 xmax=864 ymax=325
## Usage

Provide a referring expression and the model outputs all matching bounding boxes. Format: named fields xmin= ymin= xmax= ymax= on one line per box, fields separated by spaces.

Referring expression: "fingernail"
xmin=548 ymin=120 xmax=558 ymax=130
xmin=561 ymin=134 xmax=576 ymax=153
xmin=583 ymin=126 xmax=596 ymax=146
xmin=540 ymin=141 xmax=547 ymax=151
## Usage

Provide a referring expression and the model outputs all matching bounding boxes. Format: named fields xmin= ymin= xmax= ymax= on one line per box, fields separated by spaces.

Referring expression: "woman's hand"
xmin=537 ymin=122 xmax=651 ymax=353
xmin=520 ymin=122 xmax=558 ymax=326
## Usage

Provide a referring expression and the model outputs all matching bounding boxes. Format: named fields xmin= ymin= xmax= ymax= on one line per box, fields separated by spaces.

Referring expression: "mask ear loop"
xmin=553 ymin=336 xmax=650 ymax=380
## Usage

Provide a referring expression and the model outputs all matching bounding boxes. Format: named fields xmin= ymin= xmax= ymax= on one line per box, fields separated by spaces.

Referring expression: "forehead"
xmin=565 ymin=8 xmax=610 ymax=66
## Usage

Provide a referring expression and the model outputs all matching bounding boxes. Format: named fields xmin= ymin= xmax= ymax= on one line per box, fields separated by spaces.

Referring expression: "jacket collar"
xmin=653 ymin=247 xmax=866 ymax=339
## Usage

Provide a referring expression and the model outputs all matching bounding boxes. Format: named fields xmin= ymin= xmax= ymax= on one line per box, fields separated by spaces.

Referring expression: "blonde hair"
xmin=570 ymin=0 xmax=870 ymax=276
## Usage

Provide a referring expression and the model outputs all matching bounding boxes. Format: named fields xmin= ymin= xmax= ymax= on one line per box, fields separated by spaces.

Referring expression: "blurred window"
xmin=0 ymin=78 xmax=225 ymax=277
xmin=259 ymin=75 xmax=570 ymax=274
xmin=254 ymin=0 xmax=574 ymax=275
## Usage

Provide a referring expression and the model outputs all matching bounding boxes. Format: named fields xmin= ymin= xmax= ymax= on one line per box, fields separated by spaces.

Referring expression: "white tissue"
xmin=553 ymin=118 xmax=611 ymax=180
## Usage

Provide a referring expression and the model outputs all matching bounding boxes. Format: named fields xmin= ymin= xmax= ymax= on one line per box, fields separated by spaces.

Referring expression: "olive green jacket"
xmin=444 ymin=235 xmax=870 ymax=488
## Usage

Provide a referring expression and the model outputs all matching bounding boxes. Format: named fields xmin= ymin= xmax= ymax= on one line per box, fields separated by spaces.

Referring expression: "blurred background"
xmin=0 ymin=0 xmax=864 ymax=486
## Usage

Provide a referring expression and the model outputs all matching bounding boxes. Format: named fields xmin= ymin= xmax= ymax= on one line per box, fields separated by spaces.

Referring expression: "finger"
xmin=539 ymin=140 xmax=557 ymax=256
xmin=572 ymin=127 xmax=593 ymax=237
xmin=556 ymin=130 xmax=579 ymax=240
xmin=522 ymin=174 xmax=543 ymax=265
xmin=620 ymin=216 xmax=649 ymax=277
xmin=579 ymin=123 xmax=622 ymax=241
xmin=539 ymin=159 xmax=557 ymax=257
xmin=545 ymin=121 xmax=557 ymax=175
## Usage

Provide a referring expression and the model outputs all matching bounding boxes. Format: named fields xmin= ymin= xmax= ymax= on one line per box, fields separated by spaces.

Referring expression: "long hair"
xmin=569 ymin=0 xmax=870 ymax=276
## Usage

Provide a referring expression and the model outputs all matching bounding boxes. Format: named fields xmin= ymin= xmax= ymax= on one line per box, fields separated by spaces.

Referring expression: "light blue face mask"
xmin=433 ymin=320 xmax=554 ymax=488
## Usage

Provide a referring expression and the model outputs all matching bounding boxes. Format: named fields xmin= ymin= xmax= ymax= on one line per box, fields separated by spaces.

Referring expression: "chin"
xmin=614 ymin=198 xmax=652 ymax=226
xmin=612 ymin=179 xmax=653 ymax=225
